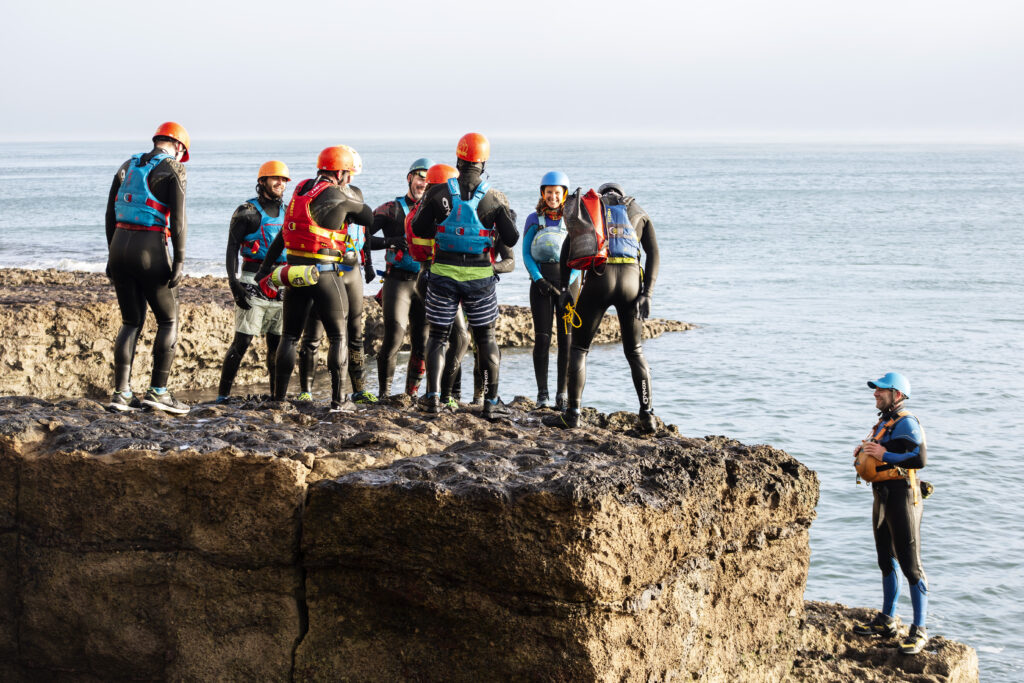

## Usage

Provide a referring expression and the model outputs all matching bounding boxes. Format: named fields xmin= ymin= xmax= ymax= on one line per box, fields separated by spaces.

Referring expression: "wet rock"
xmin=791 ymin=602 xmax=979 ymax=682
xmin=0 ymin=268 xmax=694 ymax=400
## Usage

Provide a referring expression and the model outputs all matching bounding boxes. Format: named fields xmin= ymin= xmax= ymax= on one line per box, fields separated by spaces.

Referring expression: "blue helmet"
xmin=867 ymin=372 xmax=911 ymax=398
xmin=408 ymin=157 xmax=435 ymax=174
xmin=540 ymin=171 xmax=570 ymax=194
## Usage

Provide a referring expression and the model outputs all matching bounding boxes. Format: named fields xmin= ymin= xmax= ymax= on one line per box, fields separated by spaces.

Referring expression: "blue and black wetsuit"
xmin=869 ymin=406 xmax=929 ymax=628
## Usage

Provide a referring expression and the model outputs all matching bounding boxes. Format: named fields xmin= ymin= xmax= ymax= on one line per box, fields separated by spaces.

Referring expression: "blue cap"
xmin=867 ymin=372 xmax=911 ymax=398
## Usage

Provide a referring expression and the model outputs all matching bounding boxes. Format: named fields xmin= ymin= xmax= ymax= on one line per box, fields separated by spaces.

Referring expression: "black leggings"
xmin=530 ymin=269 xmax=581 ymax=399
xmin=218 ymin=332 xmax=280 ymax=397
xmin=872 ymin=481 xmax=926 ymax=584
xmin=377 ymin=274 xmax=428 ymax=397
xmin=298 ymin=267 xmax=366 ymax=394
xmin=275 ymin=270 xmax=348 ymax=403
xmin=107 ymin=230 xmax=179 ymax=390
xmin=567 ymin=262 xmax=652 ymax=413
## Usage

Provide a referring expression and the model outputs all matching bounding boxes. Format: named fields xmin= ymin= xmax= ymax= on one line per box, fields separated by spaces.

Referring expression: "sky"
xmin=2 ymin=0 xmax=1022 ymax=142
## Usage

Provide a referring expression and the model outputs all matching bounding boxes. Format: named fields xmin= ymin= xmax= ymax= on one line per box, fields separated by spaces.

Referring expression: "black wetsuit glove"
xmin=168 ymin=261 xmax=184 ymax=289
xmin=537 ymin=278 xmax=560 ymax=297
xmin=635 ymin=293 xmax=652 ymax=321
xmin=387 ymin=235 xmax=408 ymax=252
xmin=229 ymin=279 xmax=252 ymax=310
xmin=557 ymin=289 xmax=572 ymax=314
xmin=363 ymin=261 xmax=376 ymax=284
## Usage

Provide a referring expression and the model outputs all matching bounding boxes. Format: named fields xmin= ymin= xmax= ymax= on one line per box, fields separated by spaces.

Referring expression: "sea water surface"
xmin=1 ymin=140 xmax=1022 ymax=679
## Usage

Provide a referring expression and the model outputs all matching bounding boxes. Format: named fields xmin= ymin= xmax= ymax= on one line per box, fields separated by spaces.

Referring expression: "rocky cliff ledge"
xmin=0 ymin=397 xmax=976 ymax=681
xmin=0 ymin=269 xmax=692 ymax=400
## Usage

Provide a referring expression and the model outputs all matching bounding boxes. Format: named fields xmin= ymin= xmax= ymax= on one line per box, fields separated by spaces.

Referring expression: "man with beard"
xmin=216 ymin=161 xmax=290 ymax=402
xmin=367 ymin=157 xmax=434 ymax=398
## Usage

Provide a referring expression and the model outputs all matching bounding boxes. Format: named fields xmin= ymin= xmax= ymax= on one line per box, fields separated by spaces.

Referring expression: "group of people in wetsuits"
xmin=104 ymin=124 xmax=660 ymax=431
xmin=103 ymin=122 xmax=932 ymax=656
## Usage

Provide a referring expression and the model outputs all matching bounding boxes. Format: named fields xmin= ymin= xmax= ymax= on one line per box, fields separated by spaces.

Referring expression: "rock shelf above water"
xmin=0 ymin=268 xmax=693 ymax=401
xmin=0 ymin=396 xmax=977 ymax=681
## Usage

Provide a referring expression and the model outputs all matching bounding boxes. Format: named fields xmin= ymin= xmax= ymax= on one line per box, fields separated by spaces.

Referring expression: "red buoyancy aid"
xmin=405 ymin=200 xmax=436 ymax=263
xmin=282 ymin=180 xmax=352 ymax=261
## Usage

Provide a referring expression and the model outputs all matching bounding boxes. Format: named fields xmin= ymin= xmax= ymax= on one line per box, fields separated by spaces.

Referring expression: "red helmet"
xmin=456 ymin=133 xmax=489 ymax=162
xmin=257 ymin=160 xmax=290 ymax=181
xmin=425 ymin=163 xmax=459 ymax=184
xmin=153 ymin=121 xmax=190 ymax=162
xmin=317 ymin=146 xmax=357 ymax=173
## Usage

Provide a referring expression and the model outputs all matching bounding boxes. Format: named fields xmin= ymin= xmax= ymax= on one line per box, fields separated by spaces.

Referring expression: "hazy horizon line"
xmin=2 ymin=129 xmax=1023 ymax=145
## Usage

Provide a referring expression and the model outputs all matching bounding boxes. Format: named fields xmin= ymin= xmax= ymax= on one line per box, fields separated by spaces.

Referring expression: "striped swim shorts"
xmin=424 ymin=273 xmax=499 ymax=327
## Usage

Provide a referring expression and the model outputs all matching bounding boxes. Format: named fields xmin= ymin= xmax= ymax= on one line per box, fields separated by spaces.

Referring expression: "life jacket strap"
xmin=606 ymin=256 xmax=638 ymax=264
xmin=115 ymin=222 xmax=171 ymax=238
xmin=286 ymin=248 xmax=342 ymax=262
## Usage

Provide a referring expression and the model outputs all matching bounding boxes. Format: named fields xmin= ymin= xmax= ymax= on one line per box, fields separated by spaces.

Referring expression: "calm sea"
xmin=1 ymin=140 xmax=1022 ymax=679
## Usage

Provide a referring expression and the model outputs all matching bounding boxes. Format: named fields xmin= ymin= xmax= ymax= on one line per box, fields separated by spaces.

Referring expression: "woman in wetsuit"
xmin=523 ymin=171 xmax=580 ymax=409
xmin=545 ymin=183 xmax=660 ymax=433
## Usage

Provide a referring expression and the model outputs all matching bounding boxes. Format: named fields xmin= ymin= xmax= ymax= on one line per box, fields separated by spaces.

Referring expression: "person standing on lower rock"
xmin=851 ymin=372 xmax=930 ymax=656
xmin=545 ymin=183 xmax=659 ymax=433
xmin=216 ymin=161 xmax=290 ymax=402
xmin=105 ymin=122 xmax=191 ymax=415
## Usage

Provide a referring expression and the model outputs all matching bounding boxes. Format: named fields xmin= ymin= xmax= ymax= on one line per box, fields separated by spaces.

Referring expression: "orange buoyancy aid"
xmin=855 ymin=409 xmax=923 ymax=503
xmin=282 ymin=180 xmax=353 ymax=261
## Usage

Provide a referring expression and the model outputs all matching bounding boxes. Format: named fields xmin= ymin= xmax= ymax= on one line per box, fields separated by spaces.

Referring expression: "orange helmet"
xmin=456 ymin=132 xmax=489 ymax=162
xmin=257 ymin=160 xmax=290 ymax=180
xmin=316 ymin=145 xmax=357 ymax=173
xmin=426 ymin=163 xmax=459 ymax=184
xmin=153 ymin=121 xmax=191 ymax=162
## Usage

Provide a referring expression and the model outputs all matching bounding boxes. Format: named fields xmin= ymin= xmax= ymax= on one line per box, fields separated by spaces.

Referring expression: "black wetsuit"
xmin=104 ymin=148 xmax=187 ymax=391
xmin=218 ymin=195 xmax=283 ymax=398
xmin=411 ymin=163 xmax=519 ymax=402
xmin=559 ymin=191 xmax=660 ymax=415
xmin=368 ymin=195 xmax=428 ymax=397
xmin=258 ymin=176 xmax=373 ymax=405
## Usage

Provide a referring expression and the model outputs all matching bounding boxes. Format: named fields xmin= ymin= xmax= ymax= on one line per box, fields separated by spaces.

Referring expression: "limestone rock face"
xmin=0 ymin=268 xmax=693 ymax=400
xmin=297 ymin=426 xmax=818 ymax=681
xmin=0 ymin=397 xmax=977 ymax=681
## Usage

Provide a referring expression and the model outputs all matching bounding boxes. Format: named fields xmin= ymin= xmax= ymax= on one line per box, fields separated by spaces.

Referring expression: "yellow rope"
xmin=562 ymin=291 xmax=582 ymax=335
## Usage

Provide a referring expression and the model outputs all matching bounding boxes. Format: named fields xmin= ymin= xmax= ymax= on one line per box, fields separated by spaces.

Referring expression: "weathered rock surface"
xmin=0 ymin=396 xmax=976 ymax=681
xmin=0 ymin=268 xmax=693 ymax=400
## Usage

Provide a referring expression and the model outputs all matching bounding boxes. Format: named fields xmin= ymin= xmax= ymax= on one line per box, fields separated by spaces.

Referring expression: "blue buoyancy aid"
xmin=605 ymin=203 xmax=640 ymax=260
xmin=114 ymin=153 xmax=172 ymax=234
xmin=241 ymin=197 xmax=286 ymax=264
xmin=385 ymin=197 xmax=421 ymax=273
xmin=530 ymin=213 xmax=567 ymax=264
xmin=435 ymin=178 xmax=493 ymax=255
